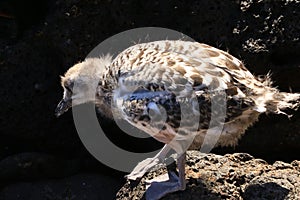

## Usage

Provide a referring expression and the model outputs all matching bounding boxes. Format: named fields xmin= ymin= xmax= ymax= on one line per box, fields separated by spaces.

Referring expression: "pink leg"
xmin=145 ymin=152 xmax=187 ymax=200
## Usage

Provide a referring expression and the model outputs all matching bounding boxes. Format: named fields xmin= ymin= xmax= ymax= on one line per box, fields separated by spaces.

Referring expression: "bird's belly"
xmin=153 ymin=129 xmax=176 ymax=144
xmin=189 ymin=108 xmax=260 ymax=149
xmin=133 ymin=121 xmax=177 ymax=144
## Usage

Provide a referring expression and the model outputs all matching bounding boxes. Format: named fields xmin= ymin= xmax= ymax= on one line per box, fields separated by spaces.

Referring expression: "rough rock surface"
xmin=116 ymin=151 xmax=300 ymax=200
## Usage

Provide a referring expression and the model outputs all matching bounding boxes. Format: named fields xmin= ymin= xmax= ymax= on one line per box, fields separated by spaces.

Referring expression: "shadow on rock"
xmin=243 ymin=182 xmax=289 ymax=200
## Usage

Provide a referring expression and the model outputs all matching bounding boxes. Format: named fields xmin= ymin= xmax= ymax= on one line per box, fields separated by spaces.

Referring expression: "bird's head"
xmin=55 ymin=56 xmax=112 ymax=117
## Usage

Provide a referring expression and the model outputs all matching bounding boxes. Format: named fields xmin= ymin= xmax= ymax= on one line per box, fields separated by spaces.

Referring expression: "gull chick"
xmin=56 ymin=40 xmax=300 ymax=200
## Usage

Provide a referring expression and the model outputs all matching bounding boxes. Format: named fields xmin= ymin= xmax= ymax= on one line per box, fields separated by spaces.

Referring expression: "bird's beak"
xmin=55 ymin=98 xmax=72 ymax=117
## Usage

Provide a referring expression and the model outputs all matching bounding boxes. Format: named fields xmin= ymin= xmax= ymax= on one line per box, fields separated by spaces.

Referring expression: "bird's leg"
xmin=177 ymin=151 xmax=187 ymax=190
xmin=126 ymin=144 xmax=171 ymax=180
xmin=146 ymin=152 xmax=187 ymax=200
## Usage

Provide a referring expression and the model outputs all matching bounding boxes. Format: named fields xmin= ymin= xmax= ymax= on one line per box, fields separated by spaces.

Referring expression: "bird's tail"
xmin=253 ymin=72 xmax=300 ymax=117
xmin=263 ymin=91 xmax=300 ymax=117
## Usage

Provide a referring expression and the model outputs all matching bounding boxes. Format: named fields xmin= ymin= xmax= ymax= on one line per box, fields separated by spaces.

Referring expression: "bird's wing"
xmin=109 ymin=42 xmax=258 ymax=146
xmin=111 ymin=46 xmax=253 ymax=123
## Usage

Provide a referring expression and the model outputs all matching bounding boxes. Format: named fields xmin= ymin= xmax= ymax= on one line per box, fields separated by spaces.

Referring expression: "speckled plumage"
xmin=93 ymin=40 xmax=299 ymax=148
xmin=56 ymin=40 xmax=300 ymax=200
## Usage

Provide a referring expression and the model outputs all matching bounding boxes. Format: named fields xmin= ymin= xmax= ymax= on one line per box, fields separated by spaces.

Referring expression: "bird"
xmin=55 ymin=40 xmax=300 ymax=200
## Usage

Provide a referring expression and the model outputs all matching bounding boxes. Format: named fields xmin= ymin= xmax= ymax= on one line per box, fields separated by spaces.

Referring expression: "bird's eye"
xmin=65 ymin=86 xmax=72 ymax=93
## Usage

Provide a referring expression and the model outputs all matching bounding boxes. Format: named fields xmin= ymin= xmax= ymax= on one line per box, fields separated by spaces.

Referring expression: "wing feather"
xmin=112 ymin=48 xmax=236 ymax=98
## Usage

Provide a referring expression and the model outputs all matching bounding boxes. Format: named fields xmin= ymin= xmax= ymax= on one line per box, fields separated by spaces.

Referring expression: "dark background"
xmin=0 ymin=0 xmax=299 ymax=199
